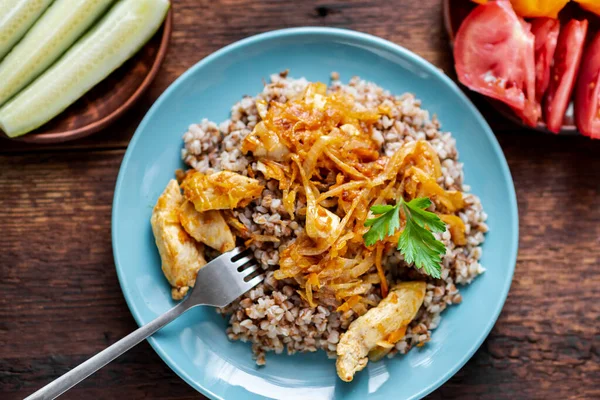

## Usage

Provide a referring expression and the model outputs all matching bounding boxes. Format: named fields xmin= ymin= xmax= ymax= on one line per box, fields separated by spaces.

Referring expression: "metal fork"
xmin=26 ymin=247 xmax=264 ymax=400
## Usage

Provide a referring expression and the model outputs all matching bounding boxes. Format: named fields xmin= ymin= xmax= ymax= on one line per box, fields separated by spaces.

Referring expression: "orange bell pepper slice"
xmin=471 ymin=0 xmax=568 ymax=18
xmin=511 ymin=0 xmax=569 ymax=18
xmin=574 ymin=0 xmax=600 ymax=16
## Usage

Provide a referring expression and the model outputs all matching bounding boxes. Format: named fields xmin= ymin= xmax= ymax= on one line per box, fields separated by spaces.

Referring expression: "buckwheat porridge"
xmin=150 ymin=70 xmax=488 ymax=381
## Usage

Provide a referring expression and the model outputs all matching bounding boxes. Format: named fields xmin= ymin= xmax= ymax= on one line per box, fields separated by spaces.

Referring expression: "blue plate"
xmin=112 ymin=27 xmax=518 ymax=400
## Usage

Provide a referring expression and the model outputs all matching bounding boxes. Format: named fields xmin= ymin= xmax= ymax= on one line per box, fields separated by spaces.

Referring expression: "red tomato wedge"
xmin=531 ymin=18 xmax=560 ymax=102
xmin=454 ymin=1 xmax=537 ymax=123
xmin=544 ymin=19 xmax=588 ymax=133
xmin=512 ymin=19 xmax=539 ymax=127
xmin=575 ymin=31 xmax=600 ymax=139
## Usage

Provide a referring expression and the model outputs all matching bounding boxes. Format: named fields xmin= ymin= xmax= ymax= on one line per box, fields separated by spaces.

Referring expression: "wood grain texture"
xmin=0 ymin=1 xmax=599 ymax=399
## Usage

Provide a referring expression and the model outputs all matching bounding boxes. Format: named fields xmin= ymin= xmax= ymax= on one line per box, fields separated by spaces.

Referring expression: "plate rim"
xmin=112 ymin=26 xmax=519 ymax=400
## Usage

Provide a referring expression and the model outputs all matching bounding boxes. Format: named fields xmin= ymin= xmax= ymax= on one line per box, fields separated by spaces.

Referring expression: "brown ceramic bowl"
xmin=1 ymin=9 xmax=173 ymax=144
xmin=443 ymin=0 xmax=580 ymax=134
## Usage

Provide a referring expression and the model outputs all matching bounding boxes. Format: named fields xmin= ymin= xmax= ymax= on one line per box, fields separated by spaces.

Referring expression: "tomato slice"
xmin=531 ymin=18 xmax=560 ymax=102
xmin=512 ymin=19 xmax=539 ymax=127
xmin=544 ymin=19 xmax=588 ymax=133
xmin=454 ymin=1 xmax=536 ymax=113
xmin=575 ymin=30 xmax=600 ymax=139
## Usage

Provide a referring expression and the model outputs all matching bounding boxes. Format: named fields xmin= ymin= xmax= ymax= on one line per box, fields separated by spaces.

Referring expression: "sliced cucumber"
xmin=0 ymin=0 xmax=53 ymax=60
xmin=0 ymin=0 xmax=170 ymax=138
xmin=0 ymin=0 xmax=116 ymax=107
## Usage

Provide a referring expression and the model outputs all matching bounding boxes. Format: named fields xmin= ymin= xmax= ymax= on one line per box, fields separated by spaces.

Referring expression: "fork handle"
xmin=25 ymin=300 xmax=191 ymax=400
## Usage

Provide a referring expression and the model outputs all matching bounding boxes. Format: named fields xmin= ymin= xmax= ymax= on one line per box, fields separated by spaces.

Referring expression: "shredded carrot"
xmin=375 ymin=243 xmax=389 ymax=298
xmin=387 ymin=325 xmax=407 ymax=344
xmin=440 ymin=214 xmax=467 ymax=245
xmin=228 ymin=83 xmax=462 ymax=307
xmin=307 ymin=272 xmax=320 ymax=287
xmin=336 ymin=295 xmax=361 ymax=312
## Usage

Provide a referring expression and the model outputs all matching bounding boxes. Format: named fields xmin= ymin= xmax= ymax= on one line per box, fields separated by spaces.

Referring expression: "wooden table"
xmin=1 ymin=1 xmax=599 ymax=399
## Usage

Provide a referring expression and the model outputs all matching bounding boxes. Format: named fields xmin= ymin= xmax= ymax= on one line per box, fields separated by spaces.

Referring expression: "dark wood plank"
xmin=0 ymin=0 xmax=599 ymax=399
xmin=0 ymin=150 xmax=197 ymax=399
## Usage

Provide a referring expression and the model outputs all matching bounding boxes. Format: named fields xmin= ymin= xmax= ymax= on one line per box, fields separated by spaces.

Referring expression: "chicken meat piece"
xmin=178 ymin=200 xmax=236 ymax=253
xmin=151 ymin=180 xmax=207 ymax=300
xmin=180 ymin=170 xmax=264 ymax=212
xmin=336 ymin=281 xmax=426 ymax=382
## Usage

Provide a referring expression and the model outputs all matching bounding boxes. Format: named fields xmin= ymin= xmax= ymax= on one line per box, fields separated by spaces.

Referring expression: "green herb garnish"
xmin=363 ymin=197 xmax=446 ymax=278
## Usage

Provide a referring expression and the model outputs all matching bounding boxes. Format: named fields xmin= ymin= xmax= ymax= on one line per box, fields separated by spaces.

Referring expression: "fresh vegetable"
xmin=509 ymin=0 xmax=569 ymax=18
xmin=454 ymin=1 xmax=537 ymax=117
xmin=544 ymin=19 xmax=588 ymax=133
xmin=575 ymin=31 xmax=600 ymax=139
xmin=363 ymin=197 xmax=446 ymax=279
xmin=531 ymin=18 xmax=560 ymax=102
xmin=363 ymin=204 xmax=400 ymax=247
xmin=0 ymin=0 xmax=53 ymax=60
xmin=512 ymin=19 xmax=539 ymax=127
xmin=0 ymin=0 xmax=170 ymax=137
xmin=470 ymin=0 xmax=569 ymax=17
xmin=471 ymin=1 xmax=600 ymax=18
xmin=461 ymin=1 xmax=599 ymax=133
xmin=574 ymin=0 xmax=600 ymax=16
xmin=512 ymin=18 xmax=559 ymax=126
xmin=0 ymin=0 xmax=116 ymax=108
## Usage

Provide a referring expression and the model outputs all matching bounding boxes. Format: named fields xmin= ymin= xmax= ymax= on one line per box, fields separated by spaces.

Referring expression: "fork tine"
xmin=241 ymin=264 xmax=260 ymax=277
xmin=243 ymin=274 xmax=265 ymax=291
xmin=216 ymin=247 xmax=252 ymax=274
xmin=226 ymin=246 xmax=247 ymax=259
xmin=234 ymin=255 xmax=254 ymax=268
xmin=235 ymin=257 xmax=258 ymax=272
xmin=189 ymin=247 xmax=264 ymax=308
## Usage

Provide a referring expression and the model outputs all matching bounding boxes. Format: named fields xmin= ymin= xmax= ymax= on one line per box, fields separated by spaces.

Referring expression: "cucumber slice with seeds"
xmin=0 ymin=0 xmax=116 ymax=107
xmin=0 ymin=0 xmax=170 ymax=138
xmin=0 ymin=0 xmax=54 ymax=60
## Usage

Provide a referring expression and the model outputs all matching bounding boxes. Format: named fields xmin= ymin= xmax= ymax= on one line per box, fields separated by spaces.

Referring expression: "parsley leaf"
xmin=402 ymin=198 xmax=446 ymax=233
xmin=363 ymin=203 xmax=400 ymax=246
xmin=363 ymin=197 xmax=446 ymax=278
